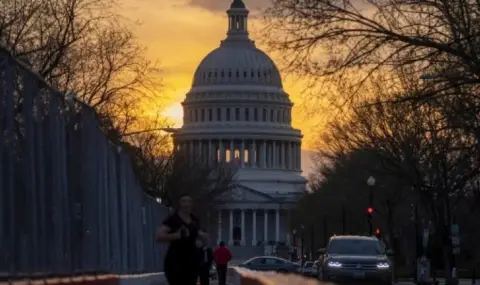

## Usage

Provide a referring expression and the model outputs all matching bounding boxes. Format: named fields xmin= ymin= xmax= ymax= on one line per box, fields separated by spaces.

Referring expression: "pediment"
xmin=219 ymin=184 xmax=275 ymax=202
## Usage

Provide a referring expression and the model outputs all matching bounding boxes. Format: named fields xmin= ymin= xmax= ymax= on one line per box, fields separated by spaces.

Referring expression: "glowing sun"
xmin=162 ymin=103 xmax=184 ymax=127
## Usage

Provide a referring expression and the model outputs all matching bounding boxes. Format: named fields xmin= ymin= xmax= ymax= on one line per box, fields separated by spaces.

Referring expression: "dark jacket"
xmin=198 ymin=247 xmax=213 ymax=268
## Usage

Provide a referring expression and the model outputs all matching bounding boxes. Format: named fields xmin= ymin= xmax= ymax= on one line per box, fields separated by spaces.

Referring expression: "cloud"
xmin=186 ymin=0 xmax=271 ymax=13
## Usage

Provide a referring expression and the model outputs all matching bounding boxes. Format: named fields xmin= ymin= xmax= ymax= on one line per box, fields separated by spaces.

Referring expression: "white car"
xmin=301 ymin=261 xmax=317 ymax=277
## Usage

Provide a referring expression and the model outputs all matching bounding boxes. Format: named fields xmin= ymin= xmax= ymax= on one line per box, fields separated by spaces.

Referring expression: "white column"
xmin=289 ymin=142 xmax=293 ymax=169
xmin=241 ymin=210 xmax=245 ymax=245
xmin=240 ymin=140 xmax=245 ymax=168
xmin=272 ymin=141 xmax=277 ymax=168
xmin=208 ymin=140 xmax=212 ymax=166
xmin=297 ymin=143 xmax=302 ymax=170
xmin=264 ymin=210 xmax=268 ymax=243
xmin=249 ymin=141 xmax=254 ymax=167
xmin=275 ymin=209 xmax=280 ymax=242
xmin=230 ymin=139 xmax=235 ymax=162
xmin=198 ymin=140 xmax=203 ymax=161
xmin=219 ymin=139 xmax=225 ymax=162
xmin=217 ymin=210 xmax=222 ymax=244
xmin=229 ymin=210 xmax=234 ymax=245
xmin=189 ymin=141 xmax=194 ymax=162
xmin=281 ymin=141 xmax=286 ymax=169
xmin=252 ymin=140 xmax=257 ymax=167
xmin=252 ymin=210 xmax=257 ymax=246
xmin=261 ymin=141 xmax=267 ymax=168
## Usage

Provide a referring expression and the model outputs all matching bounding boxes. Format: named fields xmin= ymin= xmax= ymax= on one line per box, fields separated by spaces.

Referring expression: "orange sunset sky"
xmin=122 ymin=0 xmax=321 ymax=172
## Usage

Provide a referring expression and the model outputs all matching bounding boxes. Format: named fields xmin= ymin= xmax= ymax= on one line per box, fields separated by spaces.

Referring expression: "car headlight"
xmin=377 ymin=263 xmax=390 ymax=269
xmin=327 ymin=261 xmax=342 ymax=268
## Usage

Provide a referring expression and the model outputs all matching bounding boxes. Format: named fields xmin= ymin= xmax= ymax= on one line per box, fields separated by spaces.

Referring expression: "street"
xmin=210 ymin=279 xmax=478 ymax=285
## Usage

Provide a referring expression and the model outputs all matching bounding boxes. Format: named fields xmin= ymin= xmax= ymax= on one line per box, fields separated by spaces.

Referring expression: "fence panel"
xmin=0 ymin=47 xmax=168 ymax=278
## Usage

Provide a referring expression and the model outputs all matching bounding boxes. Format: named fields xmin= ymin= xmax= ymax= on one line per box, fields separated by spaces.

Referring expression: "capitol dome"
xmin=192 ymin=43 xmax=283 ymax=88
xmin=171 ymin=0 xmax=306 ymax=255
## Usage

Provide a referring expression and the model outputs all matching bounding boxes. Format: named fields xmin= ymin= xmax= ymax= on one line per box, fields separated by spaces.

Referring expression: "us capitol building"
xmin=170 ymin=0 xmax=307 ymax=257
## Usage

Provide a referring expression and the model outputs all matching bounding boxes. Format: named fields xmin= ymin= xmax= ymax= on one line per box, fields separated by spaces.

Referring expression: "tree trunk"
xmin=440 ymin=194 xmax=455 ymax=283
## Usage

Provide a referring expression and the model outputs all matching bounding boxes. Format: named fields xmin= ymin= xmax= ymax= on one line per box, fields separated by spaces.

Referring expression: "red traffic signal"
xmin=367 ymin=207 xmax=374 ymax=214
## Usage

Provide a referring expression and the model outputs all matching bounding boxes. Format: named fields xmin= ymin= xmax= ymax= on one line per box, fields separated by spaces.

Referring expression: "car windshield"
xmin=327 ymin=239 xmax=383 ymax=255
xmin=304 ymin=262 xmax=313 ymax=268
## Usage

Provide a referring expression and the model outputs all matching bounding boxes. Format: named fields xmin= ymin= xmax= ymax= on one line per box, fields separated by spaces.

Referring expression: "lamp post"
xmin=367 ymin=176 xmax=376 ymax=236
xmin=292 ymin=229 xmax=297 ymax=261
xmin=300 ymin=224 xmax=305 ymax=265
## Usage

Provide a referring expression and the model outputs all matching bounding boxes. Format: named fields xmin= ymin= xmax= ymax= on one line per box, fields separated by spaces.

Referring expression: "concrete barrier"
xmin=0 ymin=273 xmax=167 ymax=285
xmin=118 ymin=273 xmax=166 ymax=285
xmin=1 ymin=275 xmax=121 ymax=285
xmin=227 ymin=267 xmax=332 ymax=285
xmin=2 ymin=269 xmax=333 ymax=285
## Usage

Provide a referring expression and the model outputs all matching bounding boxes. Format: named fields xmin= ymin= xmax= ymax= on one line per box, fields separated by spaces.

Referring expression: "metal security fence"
xmin=0 ymin=47 xmax=168 ymax=278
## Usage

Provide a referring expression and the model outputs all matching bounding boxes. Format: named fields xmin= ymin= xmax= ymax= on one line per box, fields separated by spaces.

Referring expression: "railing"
xmin=0 ymin=46 xmax=168 ymax=279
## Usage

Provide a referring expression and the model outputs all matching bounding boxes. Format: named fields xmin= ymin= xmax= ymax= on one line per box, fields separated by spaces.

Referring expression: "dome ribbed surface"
xmin=192 ymin=45 xmax=283 ymax=88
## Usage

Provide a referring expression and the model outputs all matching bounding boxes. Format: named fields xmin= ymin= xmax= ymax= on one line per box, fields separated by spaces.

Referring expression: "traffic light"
xmin=375 ymin=228 xmax=381 ymax=239
xmin=367 ymin=207 xmax=374 ymax=215
xmin=367 ymin=207 xmax=374 ymax=235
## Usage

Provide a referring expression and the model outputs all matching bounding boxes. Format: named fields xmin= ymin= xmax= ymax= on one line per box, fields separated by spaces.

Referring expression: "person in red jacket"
xmin=213 ymin=241 xmax=232 ymax=285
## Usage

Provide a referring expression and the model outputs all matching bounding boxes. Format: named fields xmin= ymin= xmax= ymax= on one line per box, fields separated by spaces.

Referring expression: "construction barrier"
xmin=1 ymin=275 xmax=120 ymax=285
xmin=227 ymin=267 xmax=327 ymax=285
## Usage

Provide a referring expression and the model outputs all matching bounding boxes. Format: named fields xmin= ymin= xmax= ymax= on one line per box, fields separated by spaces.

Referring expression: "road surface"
xmin=211 ymin=280 xmax=477 ymax=285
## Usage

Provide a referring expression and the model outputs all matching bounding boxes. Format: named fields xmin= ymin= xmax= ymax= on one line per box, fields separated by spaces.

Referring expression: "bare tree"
xmin=263 ymin=0 xmax=480 ymax=103
xmin=160 ymin=154 xmax=237 ymax=223
xmin=306 ymin=148 xmax=411 ymax=260
xmin=0 ymin=0 xmax=161 ymax=135
xmin=125 ymin=133 xmax=237 ymax=224
xmin=319 ymin=90 xmax=480 ymax=277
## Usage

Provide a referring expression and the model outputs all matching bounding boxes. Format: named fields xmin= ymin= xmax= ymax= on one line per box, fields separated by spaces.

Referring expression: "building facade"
xmin=171 ymin=0 xmax=306 ymax=257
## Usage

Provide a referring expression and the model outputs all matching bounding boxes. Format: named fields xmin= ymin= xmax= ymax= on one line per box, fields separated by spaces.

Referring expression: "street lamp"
xmin=367 ymin=176 xmax=376 ymax=187
xmin=300 ymin=224 xmax=305 ymax=264
xmin=366 ymin=176 xmax=375 ymax=236
xmin=292 ymin=229 xmax=297 ymax=261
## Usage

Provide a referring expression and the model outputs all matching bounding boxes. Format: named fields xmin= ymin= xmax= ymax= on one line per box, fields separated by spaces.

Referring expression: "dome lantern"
xmin=226 ymin=0 xmax=249 ymax=41
xmin=190 ymin=0 xmax=284 ymax=88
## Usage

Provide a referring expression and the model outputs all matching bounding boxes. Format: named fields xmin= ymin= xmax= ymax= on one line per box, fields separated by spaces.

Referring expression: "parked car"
xmin=301 ymin=261 xmax=317 ymax=277
xmin=317 ymin=235 xmax=394 ymax=284
xmin=237 ymin=256 xmax=301 ymax=273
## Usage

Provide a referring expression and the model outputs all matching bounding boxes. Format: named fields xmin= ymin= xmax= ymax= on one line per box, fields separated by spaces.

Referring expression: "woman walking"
xmin=197 ymin=239 xmax=213 ymax=285
xmin=156 ymin=193 xmax=207 ymax=285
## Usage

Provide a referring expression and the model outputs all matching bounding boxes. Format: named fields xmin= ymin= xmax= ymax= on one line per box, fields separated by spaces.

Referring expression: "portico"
xmin=216 ymin=208 xmax=287 ymax=246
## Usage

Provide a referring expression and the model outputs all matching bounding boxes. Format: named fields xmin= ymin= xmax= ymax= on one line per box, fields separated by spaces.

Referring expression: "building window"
xmin=235 ymin=108 xmax=240 ymax=120
xmin=194 ymin=109 xmax=198 ymax=122
xmin=262 ymin=108 xmax=267 ymax=121
xmin=217 ymin=108 xmax=221 ymax=121
xmin=245 ymin=108 xmax=250 ymax=121
xmin=254 ymin=108 xmax=258 ymax=121
xmin=226 ymin=108 xmax=231 ymax=121
xmin=201 ymin=109 xmax=205 ymax=122
xmin=270 ymin=109 xmax=274 ymax=122
xmin=189 ymin=109 xmax=193 ymax=122
xmin=277 ymin=110 xmax=280 ymax=122
xmin=209 ymin=109 xmax=213 ymax=121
